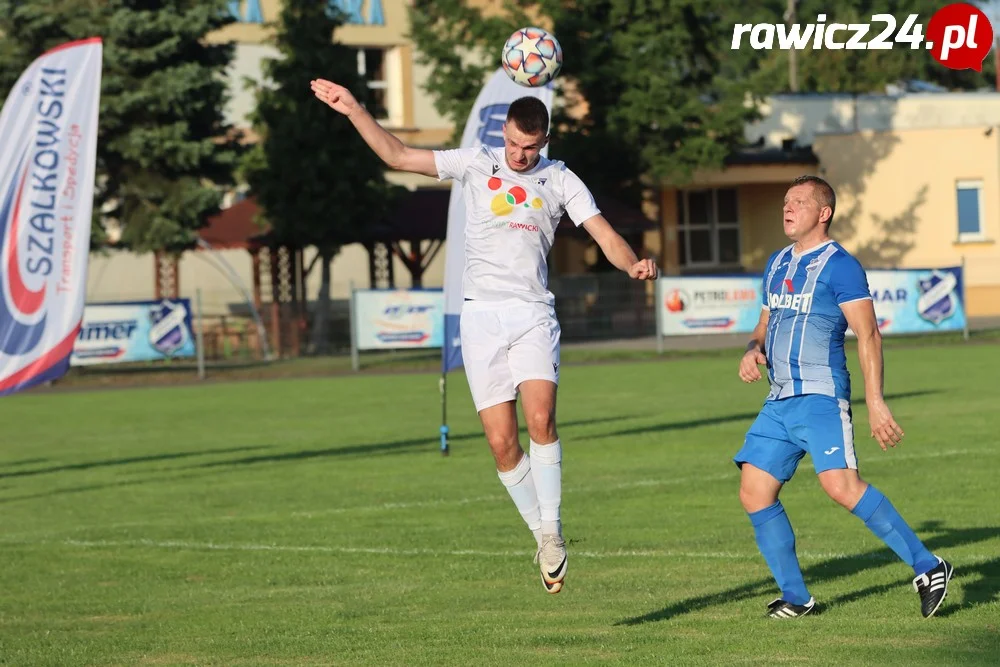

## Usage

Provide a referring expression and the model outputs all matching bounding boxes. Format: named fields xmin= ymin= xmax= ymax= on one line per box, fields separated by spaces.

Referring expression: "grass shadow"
xmin=616 ymin=522 xmax=1000 ymax=626
xmin=591 ymin=390 xmax=941 ymax=440
xmin=0 ymin=445 xmax=273 ymax=481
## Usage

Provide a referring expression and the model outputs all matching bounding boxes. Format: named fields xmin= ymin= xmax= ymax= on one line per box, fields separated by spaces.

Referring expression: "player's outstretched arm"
xmin=310 ymin=79 xmax=437 ymax=178
xmin=580 ymin=215 xmax=657 ymax=280
xmin=841 ymin=299 xmax=904 ymax=450
xmin=739 ymin=309 xmax=769 ymax=383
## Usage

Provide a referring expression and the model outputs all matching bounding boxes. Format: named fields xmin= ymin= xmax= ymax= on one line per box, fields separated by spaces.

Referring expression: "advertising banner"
xmin=0 ymin=39 xmax=103 ymax=394
xmin=354 ymin=289 xmax=445 ymax=350
xmin=71 ymin=299 xmax=196 ymax=366
xmin=657 ymin=267 xmax=966 ymax=337
xmin=859 ymin=267 xmax=966 ymax=335
xmin=657 ymin=276 xmax=763 ymax=335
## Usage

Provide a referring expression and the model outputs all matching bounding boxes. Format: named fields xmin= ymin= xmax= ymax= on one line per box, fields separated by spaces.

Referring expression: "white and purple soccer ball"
xmin=501 ymin=27 xmax=563 ymax=88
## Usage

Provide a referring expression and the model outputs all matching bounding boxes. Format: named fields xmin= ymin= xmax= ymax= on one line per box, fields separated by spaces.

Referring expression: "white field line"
xmin=290 ymin=472 xmax=738 ymax=519
xmin=22 ymin=538 xmax=992 ymax=567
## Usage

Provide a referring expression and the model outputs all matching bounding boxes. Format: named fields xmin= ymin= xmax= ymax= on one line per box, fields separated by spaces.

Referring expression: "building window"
xmin=328 ymin=0 xmax=385 ymax=25
xmin=229 ymin=0 xmax=263 ymax=23
xmin=956 ymin=180 xmax=985 ymax=241
xmin=676 ymin=188 xmax=741 ymax=268
xmin=357 ymin=48 xmax=388 ymax=121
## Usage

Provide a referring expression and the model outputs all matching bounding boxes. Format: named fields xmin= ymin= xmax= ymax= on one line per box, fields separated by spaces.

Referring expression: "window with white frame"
xmin=956 ymin=180 xmax=985 ymax=241
xmin=676 ymin=188 xmax=741 ymax=268
xmin=357 ymin=47 xmax=389 ymax=121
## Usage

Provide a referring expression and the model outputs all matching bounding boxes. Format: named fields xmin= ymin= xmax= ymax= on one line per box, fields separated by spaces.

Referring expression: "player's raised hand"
xmin=310 ymin=79 xmax=360 ymax=117
xmin=628 ymin=258 xmax=658 ymax=281
xmin=739 ymin=348 xmax=767 ymax=383
xmin=867 ymin=398 xmax=904 ymax=450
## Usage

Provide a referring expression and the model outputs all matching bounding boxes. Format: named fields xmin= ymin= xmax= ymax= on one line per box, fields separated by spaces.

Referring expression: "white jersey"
xmin=434 ymin=145 xmax=600 ymax=305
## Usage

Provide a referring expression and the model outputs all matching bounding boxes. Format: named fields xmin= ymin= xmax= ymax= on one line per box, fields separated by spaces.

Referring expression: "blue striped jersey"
xmin=761 ymin=240 xmax=871 ymax=401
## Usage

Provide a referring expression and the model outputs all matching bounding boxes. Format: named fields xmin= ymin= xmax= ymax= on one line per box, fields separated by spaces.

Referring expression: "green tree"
xmin=408 ymin=0 xmax=993 ymax=197
xmin=758 ymin=0 xmax=995 ymax=93
xmin=241 ymin=0 xmax=395 ymax=353
xmin=409 ymin=0 xmax=765 ymax=198
xmin=0 ymin=0 xmax=239 ymax=252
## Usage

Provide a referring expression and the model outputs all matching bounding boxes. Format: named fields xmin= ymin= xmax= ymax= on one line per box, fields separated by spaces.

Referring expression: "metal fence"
xmin=187 ymin=254 xmax=1000 ymax=361
xmin=549 ymin=273 xmax=657 ymax=342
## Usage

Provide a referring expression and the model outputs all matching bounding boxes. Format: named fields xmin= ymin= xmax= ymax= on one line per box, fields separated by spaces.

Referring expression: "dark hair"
xmin=790 ymin=175 xmax=836 ymax=223
xmin=506 ymin=97 xmax=549 ymax=136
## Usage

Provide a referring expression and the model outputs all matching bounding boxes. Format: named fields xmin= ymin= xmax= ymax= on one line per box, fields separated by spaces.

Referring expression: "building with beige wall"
xmin=651 ymin=93 xmax=1000 ymax=317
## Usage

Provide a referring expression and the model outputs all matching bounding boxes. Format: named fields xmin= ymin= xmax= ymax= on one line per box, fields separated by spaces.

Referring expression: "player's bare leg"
xmin=519 ymin=379 xmax=566 ymax=593
xmin=820 ymin=468 xmax=951 ymax=618
xmin=740 ymin=464 xmax=815 ymax=618
xmin=816 ymin=468 xmax=867 ymax=510
xmin=480 ymin=401 xmax=544 ymax=550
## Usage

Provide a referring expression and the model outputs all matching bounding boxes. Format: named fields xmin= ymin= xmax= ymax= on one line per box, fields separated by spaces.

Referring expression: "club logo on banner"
xmin=0 ymin=38 xmax=103 ymax=395
xmin=917 ymin=269 xmax=959 ymax=325
xmin=440 ymin=70 xmax=554 ymax=373
xmin=150 ymin=300 xmax=193 ymax=356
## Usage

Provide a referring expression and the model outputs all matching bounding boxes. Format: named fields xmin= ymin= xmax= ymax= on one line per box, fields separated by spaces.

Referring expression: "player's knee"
xmin=485 ymin=429 xmax=518 ymax=452
xmin=739 ymin=483 xmax=775 ymax=513
xmin=485 ymin=431 xmax=520 ymax=466
xmin=820 ymin=475 xmax=865 ymax=509
xmin=524 ymin=409 xmax=556 ymax=442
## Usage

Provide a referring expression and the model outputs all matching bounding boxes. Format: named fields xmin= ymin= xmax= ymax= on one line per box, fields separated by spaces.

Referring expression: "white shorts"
xmin=460 ymin=299 xmax=561 ymax=412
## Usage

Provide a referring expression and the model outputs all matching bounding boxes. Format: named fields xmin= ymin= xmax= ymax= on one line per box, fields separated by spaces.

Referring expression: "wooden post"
xmin=269 ymin=246 xmax=282 ymax=358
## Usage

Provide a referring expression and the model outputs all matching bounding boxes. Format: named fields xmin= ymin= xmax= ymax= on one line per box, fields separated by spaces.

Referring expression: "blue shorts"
xmin=733 ymin=394 xmax=858 ymax=483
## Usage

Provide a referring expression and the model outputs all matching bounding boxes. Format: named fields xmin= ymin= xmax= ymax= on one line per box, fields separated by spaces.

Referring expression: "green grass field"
xmin=0 ymin=342 xmax=998 ymax=666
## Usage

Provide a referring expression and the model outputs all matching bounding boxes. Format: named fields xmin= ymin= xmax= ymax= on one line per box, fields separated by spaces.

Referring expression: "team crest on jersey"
xmin=806 ymin=257 xmax=822 ymax=271
xmin=148 ymin=300 xmax=191 ymax=355
xmin=533 ymin=177 xmax=547 ymax=186
xmin=916 ymin=270 xmax=958 ymax=325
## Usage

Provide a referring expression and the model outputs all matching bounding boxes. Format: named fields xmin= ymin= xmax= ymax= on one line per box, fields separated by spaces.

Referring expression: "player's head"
xmin=503 ymin=97 xmax=549 ymax=172
xmin=783 ymin=175 xmax=836 ymax=241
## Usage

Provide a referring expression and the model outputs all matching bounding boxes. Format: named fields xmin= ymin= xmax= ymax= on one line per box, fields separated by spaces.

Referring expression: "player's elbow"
xmin=385 ymin=147 xmax=407 ymax=171
xmin=855 ymin=324 xmax=882 ymax=353
xmin=863 ymin=326 xmax=882 ymax=346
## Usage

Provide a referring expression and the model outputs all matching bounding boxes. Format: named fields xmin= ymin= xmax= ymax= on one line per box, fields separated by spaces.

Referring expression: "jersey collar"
xmin=791 ymin=239 xmax=834 ymax=258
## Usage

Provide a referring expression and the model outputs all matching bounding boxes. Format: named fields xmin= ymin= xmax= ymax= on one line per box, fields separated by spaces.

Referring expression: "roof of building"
xmin=198 ymin=196 xmax=269 ymax=249
xmin=724 ymin=144 xmax=820 ymax=166
xmin=200 ymin=187 xmax=655 ymax=249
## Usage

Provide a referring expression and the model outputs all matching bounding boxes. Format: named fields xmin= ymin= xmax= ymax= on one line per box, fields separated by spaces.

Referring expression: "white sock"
xmin=497 ymin=452 xmax=542 ymax=544
xmin=530 ymin=439 xmax=562 ymax=536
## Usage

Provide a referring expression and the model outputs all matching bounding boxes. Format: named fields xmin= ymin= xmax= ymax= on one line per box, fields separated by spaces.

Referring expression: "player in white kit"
xmin=311 ymin=78 xmax=658 ymax=594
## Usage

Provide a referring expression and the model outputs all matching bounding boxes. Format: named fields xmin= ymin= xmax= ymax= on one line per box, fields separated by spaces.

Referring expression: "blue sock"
xmin=748 ymin=501 xmax=811 ymax=606
xmin=851 ymin=485 xmax=938 ymax=576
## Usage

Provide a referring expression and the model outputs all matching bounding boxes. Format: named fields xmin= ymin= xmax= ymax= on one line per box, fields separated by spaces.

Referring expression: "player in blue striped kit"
xmin=734 ymin=175 xmax=953 ymax=619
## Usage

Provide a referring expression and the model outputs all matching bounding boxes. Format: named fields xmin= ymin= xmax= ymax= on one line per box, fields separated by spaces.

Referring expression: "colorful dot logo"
xmin=488 ymin=177 xmax=543 ymax=216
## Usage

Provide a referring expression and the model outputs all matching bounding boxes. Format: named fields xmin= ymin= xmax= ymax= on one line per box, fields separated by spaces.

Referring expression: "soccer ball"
xmin=501 ymin=27 xmax=563 ymax=88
